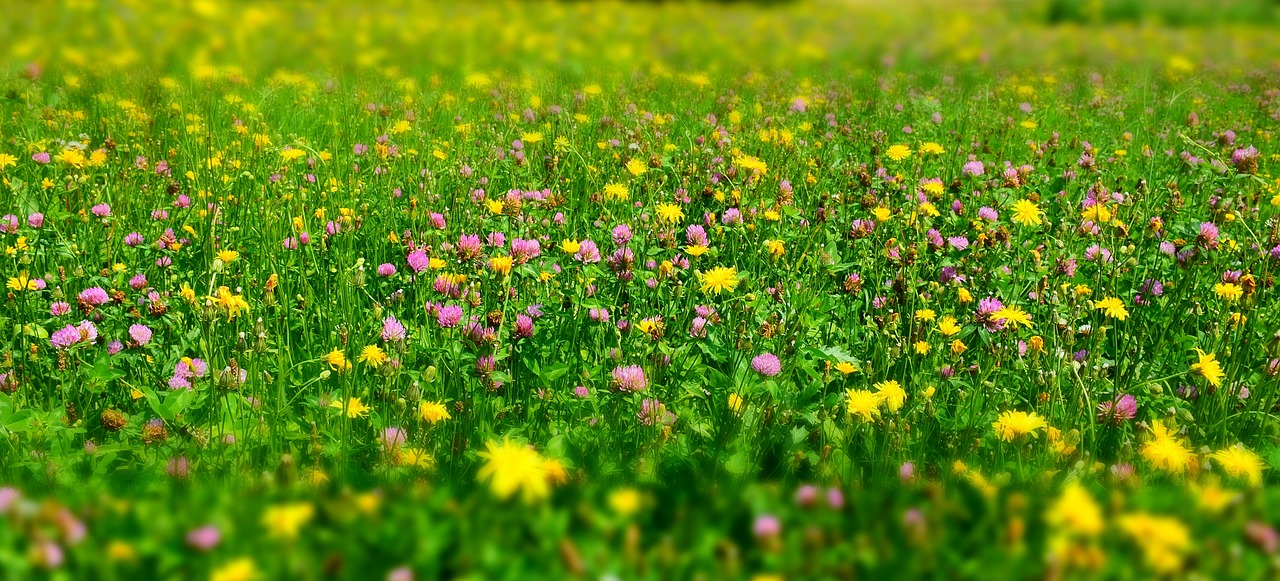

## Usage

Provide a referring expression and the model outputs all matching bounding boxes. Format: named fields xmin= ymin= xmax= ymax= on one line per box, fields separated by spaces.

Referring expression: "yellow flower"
xmin=262 ymin=503 xmax=314 ymax=541
xmin=1116 ymin=513 xmax=1191 ymax=573
xmin=6 ymin=273 xmax=38 ymax=292
xmin=872 ymin=207 xmax=892 ymax=222
xmin=874 ymin=380 xmax=906 ymax=412
xmin=419 ymin=400 xmax=451 ymax=423
xmin=1092 ymin=297 xmax=1128 ymax=321
xmin=834 ymin=361 xmax=859 ymax=375
xmin=602 ymin=183 xmax=629 ymax=201
xmin=216 ymin=249 xmax=239 ymax=264
xmin=950 ymin=339 xmax=967 ymax=356
xmin=520 ymin=132 xmax=543 ymax=144
xmin=845 ymin=389 xmax=881 ymax=421
xmin=211 ymin=558 xmax=258 ymax=581
xmin=992 ymin=305 xmax=1033 ymax=330
xmin=358 ymin=345 xmax=387 ymax=367
xmin=937 ymin=316 xmax=961 ymax=336
xmin=476 ymin=438 xmax=559 ymax=503
xmin=920 ymin=142 xmax=945 ymax=155
xmin=1210 ymin=444 xmax=1265 ymax=487
xmin=957 ymin=288 xmax=973 ymax=303
xmin=485 ymin=199 xmax=505 ymax=215
xmin=886 ymin=144 xmax=912 ymax=161
xmin=280 ymin=148 xmax=307 ymax=162
xmin=685 ymin=244 xmax=709 ymax=257
xmin=915 ymin=309 xmax=936 ymax=321
xmin=560 ymin=239 xmax=581 ymax=254
xmin=1190 ymin=349 xmax=1224 ymax=387
xmin=490 ymin=255 xmax=513 ymax=276
xmin=1011 ymin=199 xmax=1043 ymax=226
xmin=698 ymin=266 xmax=740 ymax=295
xmin=1213 ymin=282 xmax=1243 ymax=302
xmin=992 ymin=410 xmax=1047 ymax=441
xmin=325 ymin=348 xmax=351 ymax=372
xmin=608 ymin=488 xmax=642 ymax=518
xmin=655 ymin=203 xmax=684 ymax=223
xmin=728 ymin=393 xmax=744 ymax=414
xmin=1140 ymin=420 xmax=1193 ymax=473
xmin=913 ymin=341 xmax=931 ymax=355
xmin=207 ymin=286 xmax=249 ymax=319
xmin=0 ymin=153 xmax=16 ymax=170
xmin=733 ymin=154 xmax=767 ymax=175
xmin=764 ymin=239 xmax=785 ymax=258
xmin=625 ymin=158 xmax=648 ymax=177
xmin=329 ymin=397 xmax=370 ymax=418
xmin=1045 ymin=482 xmax=1103 ymax=537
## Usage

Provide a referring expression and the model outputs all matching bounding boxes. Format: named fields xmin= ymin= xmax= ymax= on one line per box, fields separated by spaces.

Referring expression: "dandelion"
xmin=886 ymin=144 xmax=912 ymax=161
xmin=1045 ymin=482 xmax=1104 ymax=537
xmin=211 ymin=558 xmax=258 ymax=581
xmin=325 ymin=348 xmax=351 ymax=372
xmin=359 ymin=345 xmax=387 ymax=367
xmin=1116 ymin=513 xmax=1191 ymax=573
xmin=261 ymin=503 xmax=314 ymax=541
xmin=1010 ymin=199 xmax=1042 ymax=226
xmin=1209 ymin=444 xmax=1264 ymax=487
xmin=1190 ymin=349 xmax=1224 ymax=387
xmin=699 ymin=266 xmax=740 ymax=294
xmin=1213 ymin=282 xmax=1242 ymax=302
xmin=992 ymin=410 xmax=1047 ymax=441
xmin=991 ymin=305 xmax=1033 ymax=330
xmin=419 ymin=400 xmax=451 ymax=423
xmin=937 ymin=316 xmax=961 ymax=336
xmin=733 ymin=154 xmax=768 ymax=175
xmin=874 ymin=380 xmax=906 ymax=412
xmin=476 ymin=438 xmax=558 ymax=503
xmin=329 ymin=397 xmax=370 ymax=418
xmin=1093 ymin=296 xmax=1129 ymax=320
xmin=625 ymin=158 xmax=647 ymax=177
xmin=655 ymin=202 xmax=684 ymax=223
xmin=845 ymin=389 xmax=881 ymax=421
xmin=1140 ymin=421 xmax=1193 ymax=473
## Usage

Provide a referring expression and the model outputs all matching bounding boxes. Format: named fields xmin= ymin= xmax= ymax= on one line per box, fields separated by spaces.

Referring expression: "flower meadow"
xmin=4 ymin=0 xmax=1280 ymax=578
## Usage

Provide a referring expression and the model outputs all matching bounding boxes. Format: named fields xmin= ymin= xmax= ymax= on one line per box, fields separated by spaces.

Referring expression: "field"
xmin=3 ymin=0 xmax=1280 ymax=578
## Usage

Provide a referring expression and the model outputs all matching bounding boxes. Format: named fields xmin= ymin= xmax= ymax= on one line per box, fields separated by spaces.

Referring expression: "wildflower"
xmin=1213 ymin=282 xmax=1242 ymax=302
xmin=262 ymin=503 xmax=314 ymax=541
xmin=1116 ymin=513 xmax=1191 ymax=573
xmin=1045 ymin=482 xmax=1104 ymax=537
xmin=490 ymin=255 xmax=513 ymax=276
xmin=937 ymin=316 xmax=961 ymax=336
xmin=845 ymin=389 xmax=881 ymax=421
xmin=625 ymin=158 xmax=647 ymax=177
xmin=992 ymin=410 xmax=1047 ymax=441
xmin=874 ymin=380 xmax=906 ymax=412
xmin=381 ymin=316 xmax=406 ymax=342
xmin=886 ymin=144 xmax=912 ymax=161
xmin=699 ymin=266 xmax=740 ymax=295
xmin=611 ymin=365 xmax=648 ymax=392
xmin=991 ymin=305 xmax=1033 ymax=330
xmin=325 ymin=348 xmax=352 ymax=372
xmin=1097 ymin=394 xmax=1137 ymax=424
xmin=728 ymin=393 xmax=744 ymax=414
xmin=211 ymin=558 xmax=258 ymax=581
xmin=1190 ymin=349 xmax=1224 ymax=387
xmin=733 ymin=154 xmax=768 ymax=175
xmin=207 ymin=287 xmax=249 ymax=319
xmin=764 ymin=239 xmax=785 ymax=258
xmin=1140 ymin=421 xmax=1193 ymax=473
xmin=1010 ymin=199 xmax=1042 ymax=226
xmin=419 ymin=400 xmax=451 ymax=424
xmin=655 ymin=203 xmax=684 ymax=223
xmin=751 ymin=353 xmax=782 ymax=377
xmin=215 ymin=249 xmax=239 ymax=264
xmin=834 ymin=361 xmax=859 ymax=375
xmin=330 ymin=397 xmax=370 ymax=418
xmin=1209 ymin=444 xmax=1265 ymax=487
xmin=359 ymin=345 xmax=387 ymax=367
xmin=6 ymin=273 xmax=39 ymax=292
xmin=609 ymin=488 xmax=642 ymax=518
xmin=128 ymin=324 xmax=153 ymax=347
xmin=560 ymin=239 xmax=581 ymax=254
xmin=1093 ymin=296 xmax=1129 ymax=320
xmin=476 ymin=438 xmax=560 ymax=503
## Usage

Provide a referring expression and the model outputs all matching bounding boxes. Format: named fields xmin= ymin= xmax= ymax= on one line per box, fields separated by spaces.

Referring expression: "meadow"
xmin=2 ymin=0 xmax=1280 ymax=578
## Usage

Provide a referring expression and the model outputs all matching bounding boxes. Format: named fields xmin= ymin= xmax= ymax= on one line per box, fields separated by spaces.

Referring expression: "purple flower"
xmin=50 ymin=325 xmax=82 ymax=350
xmin=407 ymin=250 xmax=430 ymax=273
xmin=1097 ymin=394 xmax=1137 ymax=424
xmin=91 ymin=203 xmax=111 ymax=218
xmin=377 ymin=263 xmax=397 ymax=277
xmin=963 ymin=160 xmax=984 ymax=177
xmin=611 ymin=365 xmax=648 ymax=392
xmin=456 ymin=234 xmax=484 ymax=260
xmin=166 ymin=456 xmax=191 ymax=479
xmin=50 ymin=302 xmax=70 ymax=316
xmin=128 ymin=324 xmax=153 ymax=346
xmin=575 ymin=240 xmax=601 ymax=263
xmin=78 ymin=287 xmax=109 ymax=306
xmin=382 ymin=316 xmax=406 ymax=342
xmin=752 ymin=514 xmax=781 ymax=538
xmin=437 ymin=304 xmax=463 ymax=328
xmin=751 ymin=353 xmax=782 ymax=377
xmin=612 ymin=224 xmax=632 ymax=246
xmin=381 ymin=427 xmax=407 ymax=450
xmin=129 ymin=273 xmax=147 ymax=290
xmin=1197 ymin=222 xmax=1220 ymax=250
xmin=1231 ymin=145 xmax=1259 ymax=173
xmin=977 ymin=206 xmax=998 ymax=221
xmin=573 ymin=385 xmax=590 ymax=398
xmin=685 ymin=225 xmax=709 ymax=247
xmin=514 ymin=314 xmax=534 ymax=339
xmin=32 ymin=152 xmax=51 ymax=164
xmin=27 ymin=213 xmax=44 ymax=228
xmin=637 ymin=398 xmax=674 ymax=426
xmin=186 ymin=525 xmax=222 ymax=551
xmin=947 ymin=236 xmax=969 ymax=251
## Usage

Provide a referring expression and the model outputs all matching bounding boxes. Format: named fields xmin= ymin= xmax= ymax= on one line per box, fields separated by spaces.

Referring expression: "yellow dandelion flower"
xmin=845 ymin=389 xmax=881 ymax=421
xmin=1011 ymin=199 xmax=1043 ymax=227
xmin=874 ymin=380 xmax=906 ymax=412
xmin=698 ymin=266 xmax=740 ymax=295
xmin=1093 ymin=297 xmax=1129 ymax=321
xmin=1190 ymin=349 xmax=1224 ymax=387
xmin=1209 ymin=444 xmax=1265 ymax=487
xmin=992 ymin=410 xmax=1047 ymax=441
xmin=419 ymin=400 xmax=452 ymax=424
xmin=886 ymin=144 xmax=912 ymax=161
